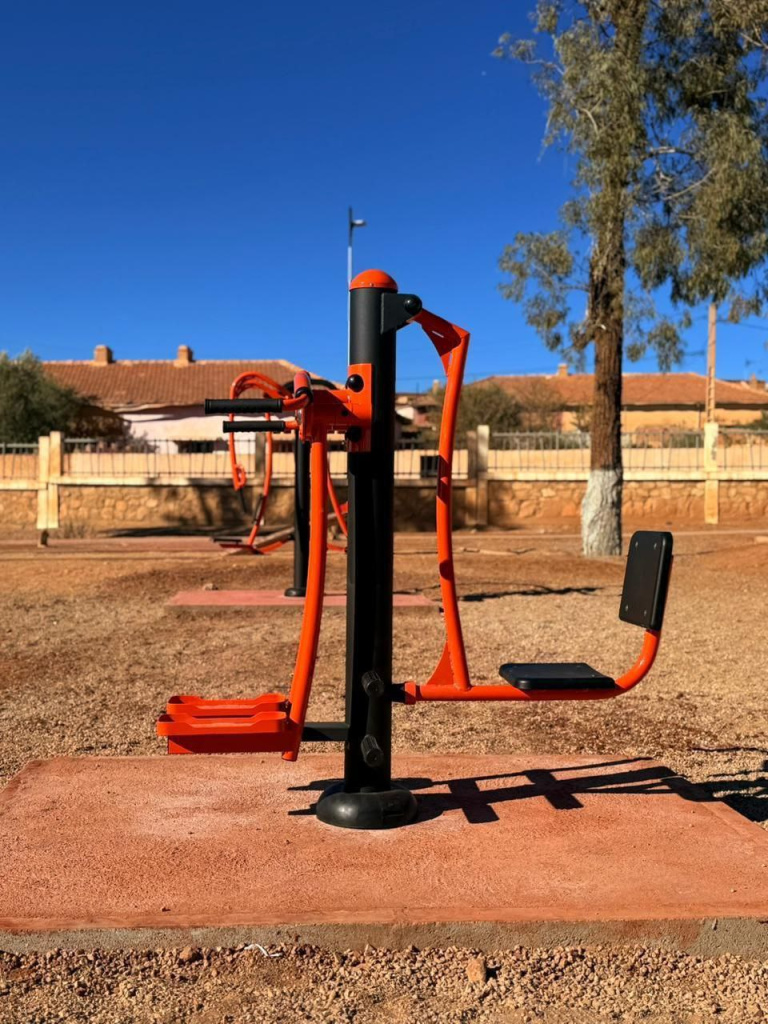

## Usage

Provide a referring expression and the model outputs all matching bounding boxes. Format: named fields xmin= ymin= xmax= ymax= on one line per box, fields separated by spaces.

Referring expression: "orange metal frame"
xmin=158 ymin=369 xmax=372 ymax=756
xmin=159 ymin=298 xmax=667 ymax=762
xmin=401 ymin=309 xmax=664 ymax=704
xmin=222 ymin=370 xmax=348 ymax=552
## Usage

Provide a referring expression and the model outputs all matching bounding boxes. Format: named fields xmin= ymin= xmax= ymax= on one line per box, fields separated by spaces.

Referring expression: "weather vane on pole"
xmin=348 ymin=207 xmax=367 ymax=285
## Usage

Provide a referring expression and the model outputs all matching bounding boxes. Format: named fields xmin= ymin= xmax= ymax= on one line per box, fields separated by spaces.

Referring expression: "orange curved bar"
xmin=414 ymin=309 xmax=472 ymax=691
xmin=615 ymin=629 xmax=660 ymax=692
xmin=403 ymin=629 xmax=662 ymax=703
xmin=280 ymin=371 xmax=313 ymax=413
xmin=227 ymin=370 xmax=291 ymax=494
xmin=283 ymin=434 xmax=329 ymax=761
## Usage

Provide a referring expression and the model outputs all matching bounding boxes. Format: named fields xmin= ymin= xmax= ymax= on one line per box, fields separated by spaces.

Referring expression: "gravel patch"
xmin=1 ymin=530 xmax=766 ymax=1021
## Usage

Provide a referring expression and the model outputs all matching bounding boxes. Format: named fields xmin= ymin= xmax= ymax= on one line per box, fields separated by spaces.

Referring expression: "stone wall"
xmin=488 ymin=480 xmax=706 ymax=527
xmin=58 ymin=484 xmax=260 ymax=533
xmin=1 ymin=477 xmax=764 ymax=537
xmin=719 ymin=481 xmax=768 ymax=522
xmin=0 ymin=489 xmax=37 ymax=531
xmin=49 ymin=481 xmax=471 ymax=533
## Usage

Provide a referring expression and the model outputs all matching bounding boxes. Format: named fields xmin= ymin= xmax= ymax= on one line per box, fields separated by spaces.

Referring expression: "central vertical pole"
xmin=316 ymin=271 xmax=417 ymax=829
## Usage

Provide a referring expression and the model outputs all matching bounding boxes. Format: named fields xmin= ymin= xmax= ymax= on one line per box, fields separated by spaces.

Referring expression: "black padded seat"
xmin=498 ymin=662 xmax=616 ymax=691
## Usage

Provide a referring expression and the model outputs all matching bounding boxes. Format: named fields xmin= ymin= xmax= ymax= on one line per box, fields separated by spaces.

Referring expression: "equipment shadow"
xmin=288 ymin=756 xmax=735 ymax=826
xmin=459 ymin=585 xmax=603 ymax=602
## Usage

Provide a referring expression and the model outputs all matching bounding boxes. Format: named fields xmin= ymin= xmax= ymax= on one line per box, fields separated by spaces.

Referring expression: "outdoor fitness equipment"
xmin=158 ymin=270 xmax=673 ymax=830
xmin=209 ymin=369 xmax=348 ymax=597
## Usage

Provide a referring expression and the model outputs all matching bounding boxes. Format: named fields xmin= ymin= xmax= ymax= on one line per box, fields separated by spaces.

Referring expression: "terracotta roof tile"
xmin=43 ymin=359 xmax=318 ymax=410
xmin=474 ymin=372 xmax=768 ymax=408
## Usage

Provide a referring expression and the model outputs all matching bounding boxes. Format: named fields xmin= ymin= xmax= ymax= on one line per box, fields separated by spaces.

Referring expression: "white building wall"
xmin=121 ymin=407 xmax=225 ymax=443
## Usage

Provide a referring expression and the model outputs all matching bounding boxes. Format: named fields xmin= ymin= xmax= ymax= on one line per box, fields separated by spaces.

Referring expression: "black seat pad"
xmin=498 ymin=662 xmax=616 ymax=690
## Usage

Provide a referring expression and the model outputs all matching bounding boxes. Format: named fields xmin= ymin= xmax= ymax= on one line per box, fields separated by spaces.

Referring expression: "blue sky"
xmin=1 ymin=1 xmax=767 ymax=390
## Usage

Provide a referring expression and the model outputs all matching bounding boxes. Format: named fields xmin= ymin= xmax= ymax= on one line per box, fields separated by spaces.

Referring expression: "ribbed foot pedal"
xmin=157 ymin=694 xmax=298 ymax=754
xmin=498 ymin=663 xmax=617 ymax=691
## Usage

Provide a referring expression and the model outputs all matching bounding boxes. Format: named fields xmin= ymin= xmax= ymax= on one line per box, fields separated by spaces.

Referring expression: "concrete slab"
xmin=2 ymin=754 xmax=768 ymax=954
xmin=167 ymin=589 xmax=433 ymax=609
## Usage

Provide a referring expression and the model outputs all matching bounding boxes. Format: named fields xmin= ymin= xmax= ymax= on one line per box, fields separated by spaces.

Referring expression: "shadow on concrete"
xmin=288 ymin=757 xmax=725 ymax=826
xmin=690 ymin=747 xmax=768 ymax=824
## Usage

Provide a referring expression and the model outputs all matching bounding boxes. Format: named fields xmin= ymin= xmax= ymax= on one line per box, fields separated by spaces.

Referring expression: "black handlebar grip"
xmin=222 ymin=420 xmax=288 ymax=433
xmin=205 ymin=398 xmax=284 ymax=415
xmin=361 ymin=734 xmax=385 ymax=768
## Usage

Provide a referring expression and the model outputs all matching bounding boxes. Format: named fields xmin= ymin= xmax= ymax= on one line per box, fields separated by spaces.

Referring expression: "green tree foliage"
xmin=427 ymin=383 xmax=523 ymax=441
xmin=495 ymin=1 xmax=768 ymax=554
xmin=0 ymin=352 xmax=80 ymax=443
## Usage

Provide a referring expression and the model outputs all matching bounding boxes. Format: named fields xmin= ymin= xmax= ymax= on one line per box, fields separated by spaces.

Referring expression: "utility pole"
xmin=347 ymin=208 xmax=367 ymax=354
xmin=704 ymin=301 xmax=719 ymax=525
xmin=706 ymin=301 xmax=717 ymax=423
xmin=347 ymin=208 xmax=367 ymax=285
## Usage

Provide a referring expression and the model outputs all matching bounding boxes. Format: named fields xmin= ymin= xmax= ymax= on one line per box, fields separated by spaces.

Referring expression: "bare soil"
xmin=1 ymin=529 xmax=767 ymax=1022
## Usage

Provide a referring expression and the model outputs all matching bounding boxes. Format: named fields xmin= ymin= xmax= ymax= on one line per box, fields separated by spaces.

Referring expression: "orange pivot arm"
xmin=282 ymin=433 xmax=329 ymax=760
xmin=413 ymin=309 xmax=472 ymax=691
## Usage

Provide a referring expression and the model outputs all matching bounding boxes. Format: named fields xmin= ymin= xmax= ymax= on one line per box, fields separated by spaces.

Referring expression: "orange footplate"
xmin=157 ymin=694 xmax=299 ymax=755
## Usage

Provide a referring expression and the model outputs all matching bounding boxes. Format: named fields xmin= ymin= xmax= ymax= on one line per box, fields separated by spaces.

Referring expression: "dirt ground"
xmin=1 ymin=528 xmax=767 ymax=1022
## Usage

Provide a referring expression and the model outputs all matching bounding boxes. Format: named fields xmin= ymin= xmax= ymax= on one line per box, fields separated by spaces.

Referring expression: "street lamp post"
xmin=348 ymin=207 xmax=367 ymax=285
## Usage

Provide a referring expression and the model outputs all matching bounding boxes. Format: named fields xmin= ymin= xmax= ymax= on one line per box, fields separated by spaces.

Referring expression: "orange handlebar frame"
xmin=405 ymin=310 xmax=665 ymax=704
xmin=412 ymin=309 xmax=472 ymax=691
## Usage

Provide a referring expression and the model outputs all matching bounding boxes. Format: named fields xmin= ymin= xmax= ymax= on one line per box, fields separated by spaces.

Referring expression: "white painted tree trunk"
xmin=581 ymin=468 xmax=622 ymax=556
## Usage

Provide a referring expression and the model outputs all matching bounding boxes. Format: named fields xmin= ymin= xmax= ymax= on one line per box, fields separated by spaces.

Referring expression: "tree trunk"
xmin=582 ymin=246 xmax=624 ymax=557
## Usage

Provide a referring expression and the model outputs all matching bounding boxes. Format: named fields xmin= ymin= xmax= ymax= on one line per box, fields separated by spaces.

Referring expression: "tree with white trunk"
xmin=496 ymin=0 xmax=768 ymax=555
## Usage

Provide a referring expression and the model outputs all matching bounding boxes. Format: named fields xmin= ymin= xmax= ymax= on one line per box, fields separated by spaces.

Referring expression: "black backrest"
xmin=619 ymin=531 xmax=673 ymax=631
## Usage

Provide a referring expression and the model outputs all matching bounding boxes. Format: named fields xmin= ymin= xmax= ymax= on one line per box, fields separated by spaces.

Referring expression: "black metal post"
xmin=316 ymin=274 xmax=419 ymax=829
xmin=285 ymin=434 xmax=310 ymax=598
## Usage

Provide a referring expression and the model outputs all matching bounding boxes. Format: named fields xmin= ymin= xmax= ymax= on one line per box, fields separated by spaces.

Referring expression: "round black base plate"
xmin=283 ymin=587 xmax=306 ymax=598
xmin=316 ymin=782 xmax=418 ymax=830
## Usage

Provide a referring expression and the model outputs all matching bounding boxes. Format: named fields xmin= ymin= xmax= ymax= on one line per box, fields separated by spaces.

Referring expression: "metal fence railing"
xmin=719 ymin=429 xmax=768 ymax=472
xmin=4 ymin=428 xmax=768 ymax=483
xmin=623 ymin=430 xmax=704 ymax=472
xmin=489 ymin=430 xmax=706 ymax=474
xmin=489 ymin=432 xmax=590 ymax=473
xmin=62 ymin=437 xmax=247 ymax=479
xmin=0 ymin=442 xmax=39 ymax=480
xmin=394 ymin=438 xmax=468 ymax=480
xmin=60 ymin=437 xmax=350 ymax=481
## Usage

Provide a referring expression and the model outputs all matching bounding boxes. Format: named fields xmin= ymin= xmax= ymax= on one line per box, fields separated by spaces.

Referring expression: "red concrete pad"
xmin=2 ymin=754 xmax=768 ymax=954
xmin=167 ymin=589 xmax=432 ymax=608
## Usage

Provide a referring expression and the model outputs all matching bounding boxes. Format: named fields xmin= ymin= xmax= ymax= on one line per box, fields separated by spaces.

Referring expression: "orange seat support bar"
xmin=403 ymin=630 xmax=662 ymax=703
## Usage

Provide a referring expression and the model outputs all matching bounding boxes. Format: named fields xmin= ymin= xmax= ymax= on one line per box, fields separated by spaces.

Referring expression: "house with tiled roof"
xmin=472 ymin=364 xmax=768 ymax=431
xmin=43 ymin=345 xmax=318 ymax=447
